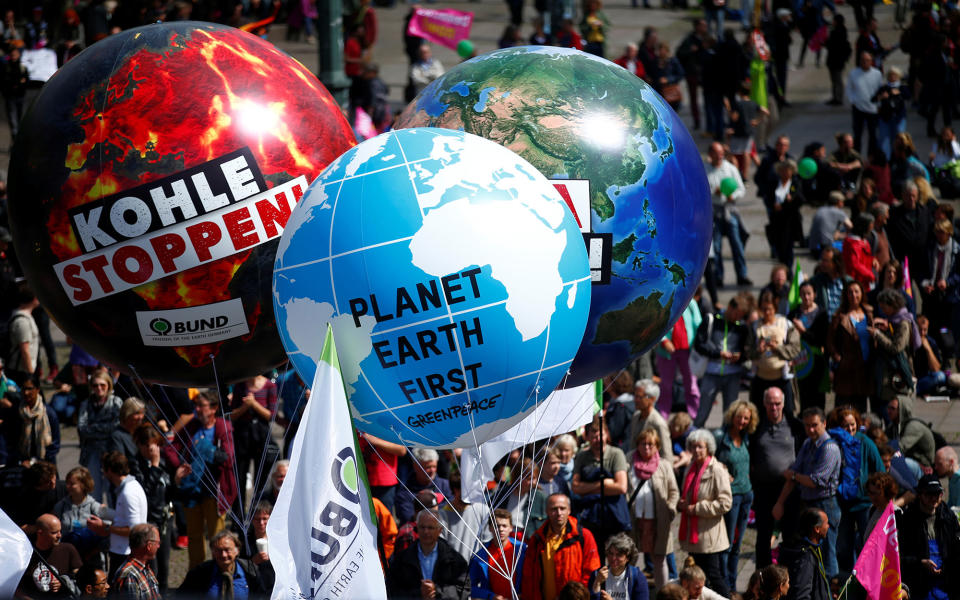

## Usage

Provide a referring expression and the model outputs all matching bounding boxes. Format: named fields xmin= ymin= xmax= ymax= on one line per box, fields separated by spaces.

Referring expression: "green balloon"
xmin=457 ymin=39 xmax=474 ymax=59
xmin=720 ymin=177 xmax=738 ymax=198
xmin=798 ymin=157 xmax=818 ymax=180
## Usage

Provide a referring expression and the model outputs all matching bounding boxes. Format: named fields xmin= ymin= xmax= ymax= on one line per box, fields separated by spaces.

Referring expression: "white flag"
xmin=0 ymin=508 xmax=33 ymax=598
xmin=268 ymin=326 xmax=387 ymax=600
xmin=460 ymin=382 xmax=598 ymax=504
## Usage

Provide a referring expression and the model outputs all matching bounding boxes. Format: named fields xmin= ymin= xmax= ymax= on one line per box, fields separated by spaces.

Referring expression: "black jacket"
xmin=693 ymin=312 xmax=754 ymax=367
xmin=177 ymin=558 xmax=268 ymax=599
xmin=135 ymin=455 xmax=172 ymax=528
xmin=783 ymin=539 xmax=831 ymax=600
xmin=896 ymin=501 xmax=960 ymax=599
xmin=388 ymin=538 xmax=469 ymax=600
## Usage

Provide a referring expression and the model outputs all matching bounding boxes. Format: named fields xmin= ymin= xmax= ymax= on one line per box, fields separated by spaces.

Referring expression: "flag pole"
xmin=836 ymin=573 xmax=855 ymax=600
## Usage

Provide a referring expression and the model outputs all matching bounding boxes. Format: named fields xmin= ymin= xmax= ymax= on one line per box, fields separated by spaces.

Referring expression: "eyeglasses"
xmin=93 ymin=383 xmax=109 ymax=388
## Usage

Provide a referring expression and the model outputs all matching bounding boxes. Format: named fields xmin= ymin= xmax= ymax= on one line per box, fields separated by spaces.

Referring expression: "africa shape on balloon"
xmin=272 ymin=127 xmax=592 ymax=448
xmin=8 ymin=21 xmax=356 ymax=387
xmin=395 ymin=45 xmax=713 ymax=389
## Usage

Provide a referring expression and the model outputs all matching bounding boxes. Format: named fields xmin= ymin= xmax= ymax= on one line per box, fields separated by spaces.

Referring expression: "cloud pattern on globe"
xmin=273 ymin=128 xmax=591 ymax=447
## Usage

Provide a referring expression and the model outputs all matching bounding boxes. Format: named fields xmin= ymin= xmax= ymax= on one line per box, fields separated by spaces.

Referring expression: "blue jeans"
xmin=837 ymin=505 xmax=869 ymax=573
xmin=723 ymin=490 xmax=754 ymax=589
xmin=917 ymin=371 xmax=947 ymax=395
xmin=705 ymin=6 xmax=724 ymax=39
xmin=712 ymin=216 xmax=748 ymax=283
xmin=695 ymin=372 xmax=742 ymax=428
xmin=806 ymin=495 xmax=841 ymax=578
xmin=876 ymin=116 xmax=907 ymax=158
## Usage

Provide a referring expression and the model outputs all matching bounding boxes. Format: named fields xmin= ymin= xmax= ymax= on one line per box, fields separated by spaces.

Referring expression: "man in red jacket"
xmin=522 ymin=493 xmax=600 ymax=600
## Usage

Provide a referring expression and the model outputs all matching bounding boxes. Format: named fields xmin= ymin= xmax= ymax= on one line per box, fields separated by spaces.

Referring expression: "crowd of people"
xmin=1 ymin=0 xmax=960 ymax=599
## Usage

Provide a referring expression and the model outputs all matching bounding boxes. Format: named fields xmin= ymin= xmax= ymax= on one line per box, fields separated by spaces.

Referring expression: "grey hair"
xmin=553 ymin=434 xmax=577 ymax=454
xmin=604 ymin=532 xmax=640 ymax=564
xmin=904 ymin=180 xmax=919 ymax=195
xmin=209 ymin=529 xmax=241 ymax=550
xmin=634 ymin=378 xmax=660 ymax=400
xmin=269 ymin=459 xmax=290 ymax=490
xmin=129 ymin=523 xmax=157 ymax=550
xmin=685 ymin=428 xmax=717 ymax=455
xmin=870 ymin=201 xmax=889 ymax=218
xmin=413 ymin=448 xmax=439 ymax=463
xmin=416 ymin=509 xmax=441 ymax=526
xmin=119 ymin=397 xmax=145 ymax=421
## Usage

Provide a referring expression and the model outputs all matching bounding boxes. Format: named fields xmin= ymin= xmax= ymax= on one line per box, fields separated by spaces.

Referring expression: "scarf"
xmin=632 ymin=450 xmax=660 ymax=482
xmin=679 ymin=456 xmax=711 ymax=545
xmin=888 ymin=307 xmax=922 ymax=350
xmin=19 ymin=398 xmax=52 ymax=459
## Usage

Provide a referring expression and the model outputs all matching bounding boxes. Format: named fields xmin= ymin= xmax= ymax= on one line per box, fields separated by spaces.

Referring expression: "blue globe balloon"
xmin=273 ymin=128 xmax=591 ymax=447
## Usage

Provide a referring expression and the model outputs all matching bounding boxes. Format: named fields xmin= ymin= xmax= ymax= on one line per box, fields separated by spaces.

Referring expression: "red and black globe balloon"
xmin=8 ymin=21 xmax=355 ymax=386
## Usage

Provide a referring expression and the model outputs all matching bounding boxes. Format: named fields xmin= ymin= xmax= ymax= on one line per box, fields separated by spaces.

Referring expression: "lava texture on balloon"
xmin=8 ymin=21 xmax=355 ymax=386
xmin=273 ymin=128 xmax=591 ymax=448
xmin=396 ymin=46 xmax=712 ymax=387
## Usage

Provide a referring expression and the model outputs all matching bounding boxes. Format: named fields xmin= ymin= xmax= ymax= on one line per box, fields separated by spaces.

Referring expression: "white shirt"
xmin=846 ymin=66 xmax=884 ymax=114
xmin=705 ymin=159 xmax=745 ymax=208
xmin=110 ymin=475 xmax=148 ymax=555
xmin=666 ymin=579 xmax=726 ymax=600
xmin=931 ymin=139 xmax=960 ymax=168
xmin=605 ymin=569 xmax=629 ymax=600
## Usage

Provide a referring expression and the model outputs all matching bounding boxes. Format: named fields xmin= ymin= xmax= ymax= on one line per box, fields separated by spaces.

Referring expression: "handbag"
xmin=661 ymin=83 xmax=682 ymax=106
xmin=689 ymin=313 xmax=713 ymax=378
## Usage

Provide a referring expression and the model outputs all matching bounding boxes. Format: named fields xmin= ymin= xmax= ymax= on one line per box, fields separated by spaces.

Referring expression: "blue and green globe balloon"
xmin=272 ymin=128 xmax=591 ymax=447
xmin=396 ymin=46 xmax=712 ymax=387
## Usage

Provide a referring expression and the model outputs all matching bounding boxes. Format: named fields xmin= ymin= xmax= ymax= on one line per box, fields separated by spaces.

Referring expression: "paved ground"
xmin=9 ymin=0 xmax=960 ymax=593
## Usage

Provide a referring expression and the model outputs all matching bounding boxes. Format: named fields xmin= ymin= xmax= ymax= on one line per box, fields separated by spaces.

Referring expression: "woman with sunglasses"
xmin=78 ymin=369 xmax=122 ymax=501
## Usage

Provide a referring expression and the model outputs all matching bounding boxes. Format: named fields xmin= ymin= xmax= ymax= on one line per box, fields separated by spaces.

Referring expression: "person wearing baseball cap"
xmin=896 ymin=473 xmax=960 ymax=599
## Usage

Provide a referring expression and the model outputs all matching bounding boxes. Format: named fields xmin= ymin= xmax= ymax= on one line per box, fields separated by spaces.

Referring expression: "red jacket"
xmin=843 ymin=236 xmax=876 ymax=287
xmin=521 ymin=516 xmax=600 ymax=600
xmin=163 ymin=417 xmax=237 ymax=515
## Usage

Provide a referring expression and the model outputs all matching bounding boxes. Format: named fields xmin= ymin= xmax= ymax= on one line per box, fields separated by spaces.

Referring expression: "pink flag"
xmin=903 ymin=256 xmax=913 ymax=299
xmin=406 ymin=7 xmax=473 ymax=51
xmin=854 ymin=501 xmax=902 ymax=600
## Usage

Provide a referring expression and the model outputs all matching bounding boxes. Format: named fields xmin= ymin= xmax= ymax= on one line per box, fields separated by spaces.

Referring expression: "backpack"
xmin=904 ymin=417 xmax=948 ymax=451
xmin=826 ymin=428 xmax=861 ymax=503
xmin=0 ymin=312 xmax=30 ymax=367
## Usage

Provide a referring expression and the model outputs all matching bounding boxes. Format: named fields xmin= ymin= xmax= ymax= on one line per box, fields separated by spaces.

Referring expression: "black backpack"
xmin=0 ymin=312 xmax=30 ymax=367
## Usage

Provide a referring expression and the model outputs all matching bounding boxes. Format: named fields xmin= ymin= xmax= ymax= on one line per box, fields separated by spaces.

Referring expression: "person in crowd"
xmin=885 ymin=394 xmax=936 ymax=470
xmin=540 ymin=450 xmax=572 ymax=500
xmin=750 ymin=292 xmax=801 ymax=414
xmin=676 ymin=429 xmax=731 ymax=598
xmin=827 ymin=406 xmax=884 ymax=572
xmin=178 ymin=530 xmax=270 ymax=598
xmin=810 ymin=247 xmax=851 ymax=319
xmin=933 ymin=446 xmax=960 ymax=507
xmin=409 ymin=44 xmax=444 ymax=98
xmin=162 ymin=391 xmax=236 ymax=570
xmin=14 ymin=377 xmax=60 ymax=466
xmin=756 ymin=136 xmax=794 ymax=227
xmin=264 ymin=459 xmax=288 ymax=506
xmin=626 ymin=428 xmax=678 ymax=588
xmin=716 ymin=399 xmax=758 ymax=589
xmin=875 ymin=67 xmax=908 ymax=158
xmin=870 ymin=289 xmax=921 ymax=410
xmin=579 ymin=0 xmax=609 ymax=57
xmin=693 ymin=292 xmax=754 ymax=428
xmin=868 ymin=202 xmax=892 ymax=268
xmin=851 ymin=175 xmax=877 ymax=221
xmin=109 ymin=397 xmax=145 ymax=481
xmin=239 ymin=501 xmax=275 ymax=591
xmin=920 ymin=219 xmax=960 ymax=336
xmin=929 ymin=126 xmax=960 ymax=198
xmin=588 ymin=533 xmax=648 ymax=600
xmin=764 ymin=161 xmax=805 ymax=269
xmin=854 ymin=17 xmax=885 ymax=66
xmin=651 ymin=42 xmax=684 ymax=110
xmin=494 ymin=455 xmax=547 ymax=538
xmin=655 ymin=299 xmax=702 ymax=425
xmin=615 ymin=42 xmax=647 ymax=80
xmin=394 ymin=489 xmax=442 ymax=557
xmin=229 ymin=373 xmax=277 ymax=515
xmin=808 ymin=192 xmax=852 ymax=258
xmin=555 ymin=18 xmax=584 ymax=50
xmin=7 ymin=460 xmax=67 ymax=534
xmin=441 ymin=472 xmax=491 ymax=560
xmin=77 ymin=370 xmax=122 ymax=501
xmin=868 ymin=259 xmax=915 ymax=317
xmin=655 ymin=583 xmax=688 ymax=600
xmin=360 ymin=432 xmax=406 ymax=513
xmin=774 ymin=408 xmax=843 ymax=578
xmin=554 ymin=434 xmax=578 ymax=483
xmin=890 ymin=137 xmax=931 ymax=199
xmin=669 ymin=412 xmax=695 ymax=471
xmin=790 ymin=281 xmax=830 ymax=410
xmin=132 ymin=424 xmax=172 ymax=594
xmin=727 ymin=81 xmax=765 ymax=184
xmin=7 ymin=283 xmax=40 ymax=388
xmin=389 ymin=509 xmax=470 ymax=600
xmin=897 ymin=474 xmax=960 ymax=599
xmin=921 ymin=34 xmax=955 ymax=138
xmin=829 ymin=133 xmax=864 ymax=192
xmin=373 ymin=496 xmax=397 ymax=571
xmin=846 ymin=52 xmax=883 ymax=154
xmin=18 ymin=513 xmax=83 ymax=598
xmin=841 ymin=213 xmax=877 ymax=289
xmin=825 ymin=14 xmax=852 ymax=106
xmin=112 ymin=523 xmax=161 ymax=600
xmin=86 ymin=451 xmax=148 ymax=579
xmin=55 ymin=466 xmax=108 ymax=565
xmin=1 ymin=45 xmax=27 ymax=138
xmin=827 ymin=281 xmax=874 ymax=413
xmin=671 ymin=560 xmax=725 ymax=600
xmin=752 ymin=388 xmax=804 ymax=569
xmin=759 ymin=266 xmax=791 ymax=316
xmin=913 ymin=314 xmax=956 ymax=396
xmin=755 ymin=564 xmax=791 ymax=599
xmin=629 ymin=379 xmax=673 ymax=463
xmin=771 ymin=9 xmax=794 ymax=107
xmin=863 ymin=471 xmax=899 ymax=536
xmin=706 ymin=142 xmax=751 ymax=287
xmin=395 ymin=447 xmax=453 ymax=525
xmin=676 ymin=19 xmax=708 ymax=130
xmin=572 ymin=415 xmax=630 ymax=553
xmin=782 ymin=508 xmax=831 ymax=600
xmin=75 ymin=565 xmax=110 ymax=599
xmin=522 ymin=493 xmax=600 ymax=600
xmin=604 ymin=372 xmax=635 ymax=449
xmin=889 ymin=181 xmax=934 ymax=285
xmin=469 ymin=509 xmax=526 ymax=600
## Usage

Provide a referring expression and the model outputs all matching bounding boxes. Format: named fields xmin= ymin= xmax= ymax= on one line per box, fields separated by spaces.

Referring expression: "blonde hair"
xmin=634 ymin=427 xmax=661 ymax=451
xmin=119 ymin=397 xmax=145 ymax=422
xmin=723 ymin=399 xmax=760 ymax=434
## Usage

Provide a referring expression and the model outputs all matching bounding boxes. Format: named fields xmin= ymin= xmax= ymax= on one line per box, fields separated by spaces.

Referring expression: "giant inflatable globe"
xmin=396 ymin=46 xmax=712 ymax=387
xmin=273 ymin=128 xmax=591 ymax=448
xmin=8 ymin=21 xmax=355 ymax=386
